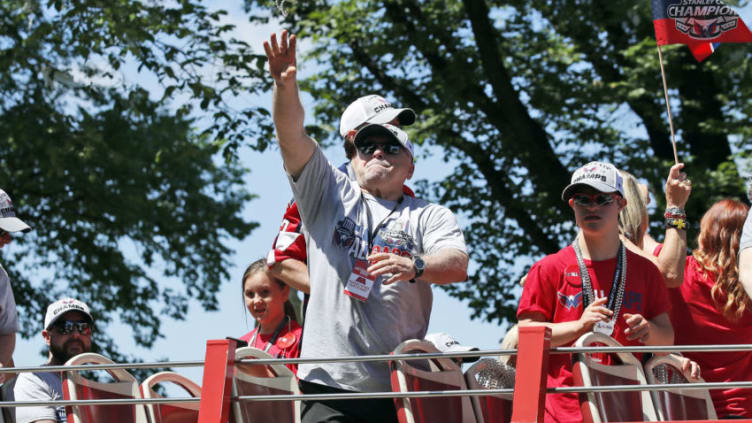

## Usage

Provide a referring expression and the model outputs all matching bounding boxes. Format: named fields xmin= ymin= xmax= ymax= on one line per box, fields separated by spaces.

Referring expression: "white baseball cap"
xmin=339 ymin=94 xmax=416 ymax=138
xmin=0 ymin=189 xmax=31 ymax=233
xmin=425 ymin=332 xmax=480 ymax=363
xmin=353 ymin=123 xmax=414 ymax=157
xmin=561 ymin=161 xmax=625 ymax=201
xmin=44 ymin=298 xmax=93 ymax=329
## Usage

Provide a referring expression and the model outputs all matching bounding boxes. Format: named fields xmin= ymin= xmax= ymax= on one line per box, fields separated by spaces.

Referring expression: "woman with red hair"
xmin=669 ymin=198 xmax=752 ymax=418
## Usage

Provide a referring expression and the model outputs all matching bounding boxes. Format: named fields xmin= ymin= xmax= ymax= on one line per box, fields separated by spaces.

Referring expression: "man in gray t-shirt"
xmin=14 ymin=298 xmax=95 ymax=423
xmin=264 ymin=31 xmax=469 ymax=423
xmin=0 ymin=188 xmax=33 ymax=380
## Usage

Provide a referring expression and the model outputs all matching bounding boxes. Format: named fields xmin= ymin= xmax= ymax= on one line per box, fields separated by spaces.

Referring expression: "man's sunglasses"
xmin=53 ymin=320 xmax=92 ymax=335
xmin=571 ymin=193 xmax=617 ymax=207
xmin=356 ymin=142 xmax=403 ymax=156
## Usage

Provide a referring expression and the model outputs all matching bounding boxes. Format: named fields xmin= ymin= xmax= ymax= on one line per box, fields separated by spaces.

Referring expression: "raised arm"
xmin=269 ymin=259 xmax=311 ymax=294
xmin=655 ymin=163 xmax=691 ymax=288
xmin=263 ymin=31 xmax=316 ymax=178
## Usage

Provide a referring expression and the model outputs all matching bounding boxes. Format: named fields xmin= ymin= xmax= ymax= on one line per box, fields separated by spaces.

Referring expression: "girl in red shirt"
xmin=239 ymin=259 xmax=303 ymax=374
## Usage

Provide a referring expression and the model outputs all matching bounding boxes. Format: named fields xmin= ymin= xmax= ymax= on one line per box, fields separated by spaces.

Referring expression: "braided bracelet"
xmin=664 ymin=206 xmax=687 ymax=219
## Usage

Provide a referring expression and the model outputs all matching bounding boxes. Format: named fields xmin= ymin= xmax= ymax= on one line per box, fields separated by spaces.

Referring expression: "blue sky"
xmin=11 ymin=2 xmax=509 ymax=386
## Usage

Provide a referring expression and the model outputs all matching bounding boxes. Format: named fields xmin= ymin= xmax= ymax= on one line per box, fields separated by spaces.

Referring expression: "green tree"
xmin=244 ymin=0 xmax=752 ymax=325
xmin=0 ymin=0 xmax=268 ymax=360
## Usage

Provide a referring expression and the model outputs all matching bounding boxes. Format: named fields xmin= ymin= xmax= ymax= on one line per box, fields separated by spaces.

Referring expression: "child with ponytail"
xmin=240 ymin=258 xmax=302 ymax=373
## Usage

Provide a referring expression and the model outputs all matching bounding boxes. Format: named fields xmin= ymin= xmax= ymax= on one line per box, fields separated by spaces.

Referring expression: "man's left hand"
xmin=367 ymin=253 xmax=416 ymax=285
xmin=623 ymin=313 xmax=650 ymax=343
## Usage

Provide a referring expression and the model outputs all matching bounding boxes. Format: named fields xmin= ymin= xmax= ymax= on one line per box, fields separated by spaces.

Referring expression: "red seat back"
xmin=140 ymin=371 xmax=201 ymax=423
xmin=390 ymin=339 xmax=476 ymax=423
xmin=62 ymin=353 xmax=147 ymax=423
xmin=571 ymin=332 xmax=658 ymax=423
xmin=644 ymin=354 xmax=717 ymax=420
xmin=464 ymin=359 xmax=514 ymax=423
xmin=231 ymin=347 xmax=300 ymax=423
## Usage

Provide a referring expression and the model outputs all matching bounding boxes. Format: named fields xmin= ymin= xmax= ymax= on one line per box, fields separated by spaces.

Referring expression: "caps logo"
xmin=333 ymin=217 xmax=357 ymax=248
xmin=372 ymin=103 xmax=393 ymax=113
xmin=666 ymin=0 xmax=740 ymax=39
xmin=558 ymin=291 xmax=582 ymax=310
xmin=584 ymin=165 xmax=598 ymax=173
xmin=573 ymin=174 xmax=607 ymax=183
xmin=53 ymin=303 xmax=84 ymax=314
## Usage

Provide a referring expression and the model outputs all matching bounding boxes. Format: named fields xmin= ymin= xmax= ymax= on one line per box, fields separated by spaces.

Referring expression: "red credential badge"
xmin=344 ymin=259 xmax=376 ymax=302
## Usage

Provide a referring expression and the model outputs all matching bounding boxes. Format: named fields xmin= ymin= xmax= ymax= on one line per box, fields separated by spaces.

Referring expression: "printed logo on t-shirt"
xmin=558 ymin=291 xmax=582 ymax=310
xmin=333 ymin=217 xmax=359 ymax=248
xmin=378 ymin=228 xmax=416 ymax=251
xmin=622 ymin=291 xmax=643 ymax=311
xmin=372 ymin=226 xmax=415 ymax=259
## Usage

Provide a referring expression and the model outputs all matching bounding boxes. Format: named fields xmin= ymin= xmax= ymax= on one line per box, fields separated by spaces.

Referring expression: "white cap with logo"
xmin=339 ymin=94 xmax=416 ymax=137
xmin=561 ymin=161 xmax=625 ymax=201
xmin=0 ymin=189 xmax=31 ymax=233
xmin=425 ymin=332 xmax=480 ymax=363
xmin=44 ymin=298 xmax=93 ymax=329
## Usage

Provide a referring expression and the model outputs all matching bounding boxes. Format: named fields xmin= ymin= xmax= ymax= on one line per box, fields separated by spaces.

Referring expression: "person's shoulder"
xmin=683 ymin=255 xmax=712 ymax=285
xmin=238 ymin=330 xmax=254 ymax=343
xmin=14 ymin=371 xmax=53 ymax=395
xmin=405 ymin=197 xmax=455 ymax=216
xmin=533 ymin=245 xmax=574 ymax=269
xmin=626 ymin=247 xmax=662 ymax=272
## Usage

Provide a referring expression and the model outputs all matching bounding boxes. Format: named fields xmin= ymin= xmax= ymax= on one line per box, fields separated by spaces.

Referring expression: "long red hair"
xmin=692 ymin=198 xmax=750 ymax=320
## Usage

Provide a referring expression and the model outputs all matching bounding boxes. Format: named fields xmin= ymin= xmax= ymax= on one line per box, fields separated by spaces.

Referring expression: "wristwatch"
xmin=410 ymin=256 xmax=425 ymax=283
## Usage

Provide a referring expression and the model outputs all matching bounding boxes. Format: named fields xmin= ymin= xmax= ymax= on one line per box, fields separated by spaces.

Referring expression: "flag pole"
xmin=656 ymin=44 xmax=679 ymax=164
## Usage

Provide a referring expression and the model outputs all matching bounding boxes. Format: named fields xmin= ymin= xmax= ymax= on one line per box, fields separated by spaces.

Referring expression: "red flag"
xmin=652 ymin=0 xmax=752 ymax=61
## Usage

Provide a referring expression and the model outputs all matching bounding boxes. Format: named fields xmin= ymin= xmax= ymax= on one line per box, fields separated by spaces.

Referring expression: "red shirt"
xmin=518 ymin=246 xmax=670 ymax=423
xmin=240 ymin=319 xmax=303 ymax=375
xmin=668 ymin=256 xmax=752 ymax=418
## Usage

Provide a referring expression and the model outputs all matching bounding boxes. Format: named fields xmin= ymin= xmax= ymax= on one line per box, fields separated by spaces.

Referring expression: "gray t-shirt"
xmin=0 ymin=263 xmax=19 ymax=335
xmin=289 ymin=147 xmax=467 ymax=392
xmin=14 ymin=371 xmax=66 ymax=423
xmin=741 ymin=211 xmax=752 ymax=254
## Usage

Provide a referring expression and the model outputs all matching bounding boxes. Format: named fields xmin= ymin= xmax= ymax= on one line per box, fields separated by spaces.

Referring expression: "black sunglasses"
xmin=572 ymin=193 xmax=617 ymax=207
xmin=356 ymin=142 xmax=403 ymax=156
xmin=53 ymin=320 xmax=92 ymax=335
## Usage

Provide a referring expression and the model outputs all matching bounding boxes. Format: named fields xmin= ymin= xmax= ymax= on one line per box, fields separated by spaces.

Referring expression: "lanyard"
xmin=572 ymin=239 xmax=627 ymax=322
xmin=249 ymin=315 xmax=289 ymax=353
xmin=363 ymin=194 xmax=404 ymax=253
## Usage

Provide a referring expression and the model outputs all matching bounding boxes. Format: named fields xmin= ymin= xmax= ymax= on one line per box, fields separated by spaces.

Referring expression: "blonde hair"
xmin=692 ymin=199 xmax=750 ymax=321
xmin=499 ymin=325 xmax=519 ymax=366
xmin=618 ymin=170 xmax=648 ymax=245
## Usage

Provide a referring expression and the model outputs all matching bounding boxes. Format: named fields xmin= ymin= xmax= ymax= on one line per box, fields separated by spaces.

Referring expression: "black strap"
xmin=249 ymin=315 xmax=289 ymax=353
xmin=572 ymin=241 xmax=625 ymax=314
xmin=363 ymin=194 xmax=404 ymax=253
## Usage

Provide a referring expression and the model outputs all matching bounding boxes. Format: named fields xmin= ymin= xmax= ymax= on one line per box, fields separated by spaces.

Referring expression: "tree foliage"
xmin=244 ymin=0 xmax=752 ymax=325
xmin=0 ymin=0 xmax=267 ymax=361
